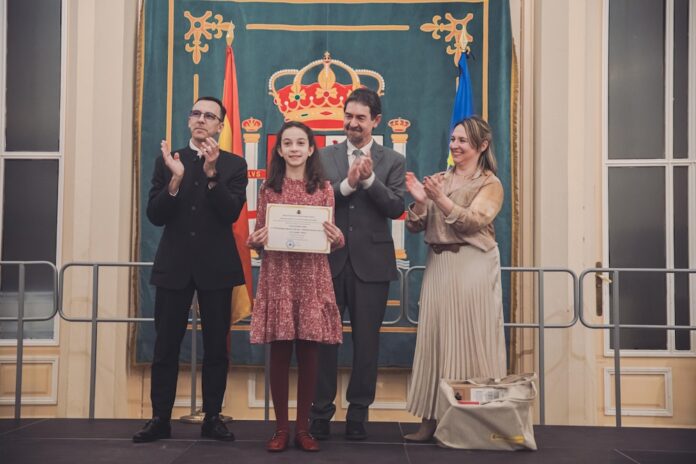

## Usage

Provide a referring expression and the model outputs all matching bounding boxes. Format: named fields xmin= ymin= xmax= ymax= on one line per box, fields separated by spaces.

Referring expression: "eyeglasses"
xmin=189 ymin=110 xmax=222 ymax=122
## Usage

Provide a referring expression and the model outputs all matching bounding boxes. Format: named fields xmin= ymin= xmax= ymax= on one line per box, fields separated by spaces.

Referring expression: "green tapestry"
xmin=135 ymin=0 xmax=515 ymax=367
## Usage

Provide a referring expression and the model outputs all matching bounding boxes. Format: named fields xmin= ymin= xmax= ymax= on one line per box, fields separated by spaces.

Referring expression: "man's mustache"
xmin=345 ymin=125 xmax=362 ymax=132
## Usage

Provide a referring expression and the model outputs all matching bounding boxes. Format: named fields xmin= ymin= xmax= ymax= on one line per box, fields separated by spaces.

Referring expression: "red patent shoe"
xmin=294 ymin=431 xmax=320 ymax=452
xmin=266 ymin=429 xmax=290 ymax=452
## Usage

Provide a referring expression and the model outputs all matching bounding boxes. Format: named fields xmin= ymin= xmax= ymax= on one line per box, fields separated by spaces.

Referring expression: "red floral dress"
xmin=250 ymin=179 xmax=344 ymax=344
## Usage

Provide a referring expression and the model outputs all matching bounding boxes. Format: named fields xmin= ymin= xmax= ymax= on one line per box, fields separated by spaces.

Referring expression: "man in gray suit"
xmin=310 ymin=88 xmax=406 ymax=440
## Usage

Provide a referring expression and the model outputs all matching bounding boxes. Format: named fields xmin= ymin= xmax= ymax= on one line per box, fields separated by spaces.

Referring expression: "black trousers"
xmin=311 ymin=262 xmax=389 ymax=423
xmin=150 ymin=281 xmax=232 ymax=420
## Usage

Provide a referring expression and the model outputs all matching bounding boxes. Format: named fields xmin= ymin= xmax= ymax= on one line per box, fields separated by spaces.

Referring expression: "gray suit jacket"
xmin=319 ymin=141 xmax=406 ymax=282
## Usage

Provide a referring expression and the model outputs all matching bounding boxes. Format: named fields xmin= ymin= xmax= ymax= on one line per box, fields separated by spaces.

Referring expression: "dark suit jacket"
xmin=320 ymin=141 xmax=406 ymax=282
xmin=147 ymin=146 xmax=248 ymax=290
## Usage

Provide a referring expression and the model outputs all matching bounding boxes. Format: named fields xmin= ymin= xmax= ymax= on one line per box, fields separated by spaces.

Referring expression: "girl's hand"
xmin=247 ymin=226 xmax=268 ymax=248
xmin=323 ymin=221 xmax=343 ymax=244
xmin=406 ymin=171 xmax=427 ymax=204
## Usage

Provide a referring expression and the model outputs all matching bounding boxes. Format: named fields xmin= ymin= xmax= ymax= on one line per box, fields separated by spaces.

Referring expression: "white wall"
xmin=58 ymin=0 xmax=138 ymax=418
xmin=531 ymin=0 xmax=603 ymax=424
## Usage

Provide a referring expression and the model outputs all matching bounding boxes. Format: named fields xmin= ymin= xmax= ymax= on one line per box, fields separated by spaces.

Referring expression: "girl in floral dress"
xmin=247 ymin=121 xmax=344 ymax=452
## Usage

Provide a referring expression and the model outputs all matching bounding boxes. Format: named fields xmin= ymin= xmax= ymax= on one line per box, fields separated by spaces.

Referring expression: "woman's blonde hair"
xmin=453 ymin=115 xmax=497 ymax=174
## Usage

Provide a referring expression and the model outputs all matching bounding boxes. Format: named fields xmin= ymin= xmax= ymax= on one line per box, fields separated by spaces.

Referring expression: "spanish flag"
xmin=218 ymin=33 xmax=252 ymax=324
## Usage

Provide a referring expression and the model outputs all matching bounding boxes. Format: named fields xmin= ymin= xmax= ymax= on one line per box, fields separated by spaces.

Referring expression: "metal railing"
xmin=0 ymin=261 xmax=58 ymax=420
xmin=405 ymin=266 xmax=578 ymax=425
xmin=578 ymin=267 xmax=696 ymax=427
xmin=2 ymin=260 xmax=695 ymax=429
xmin=58 ymin=262 xmax=157 ymax=419
xmin=340 ymin=268 xmax=407 ymax=326
xmin=56 ymin=262 xmax=218 ymax=421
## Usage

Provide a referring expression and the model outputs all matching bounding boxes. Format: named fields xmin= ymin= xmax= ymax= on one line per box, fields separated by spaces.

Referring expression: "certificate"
xmin=265 ymin=203 xmax=332 ymax=253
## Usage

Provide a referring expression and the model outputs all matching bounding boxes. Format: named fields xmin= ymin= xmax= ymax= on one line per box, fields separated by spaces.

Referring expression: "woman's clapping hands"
xmin=406 ymin=172 xmax=427 ymax=204
xmin=423 ymin=173 xmax=445 ymax=201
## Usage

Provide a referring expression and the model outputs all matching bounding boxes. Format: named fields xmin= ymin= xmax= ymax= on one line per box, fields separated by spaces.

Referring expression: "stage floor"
xmin=1 ymin=419 xmax=695 ymax=463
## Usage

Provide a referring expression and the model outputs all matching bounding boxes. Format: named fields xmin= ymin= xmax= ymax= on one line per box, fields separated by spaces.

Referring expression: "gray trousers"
xmin=310 ymin=262 xmax=389 ymax=423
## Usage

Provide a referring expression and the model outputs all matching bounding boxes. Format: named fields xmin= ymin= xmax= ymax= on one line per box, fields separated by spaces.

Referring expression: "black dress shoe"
xmin=309 ymin=419 xmax=330 ymax=440
xmin=132 ymin=417 xmax=171 ymax=443
xmin=345 ymin=420 xmax=367 ymax=441
xmin=201 ymin=414 xmax=235 ymax=441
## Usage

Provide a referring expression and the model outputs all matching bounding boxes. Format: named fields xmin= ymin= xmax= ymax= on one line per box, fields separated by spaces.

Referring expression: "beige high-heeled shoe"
xmin=403 ymin=418 xmax=437 ymax=443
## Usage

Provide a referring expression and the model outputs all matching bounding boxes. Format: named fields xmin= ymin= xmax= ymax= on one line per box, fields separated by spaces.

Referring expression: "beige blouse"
xmin=406 ymin=170 xmax=503 ymax=252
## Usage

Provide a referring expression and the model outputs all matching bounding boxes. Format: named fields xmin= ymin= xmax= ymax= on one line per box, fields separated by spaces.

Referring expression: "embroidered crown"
xmin=268 ymin=52 xmax=385 ymax=131
xmin=242 ymin=117 xmax=262 ymax=132
xmin=388 ymin=117 xmax=411 ymax=133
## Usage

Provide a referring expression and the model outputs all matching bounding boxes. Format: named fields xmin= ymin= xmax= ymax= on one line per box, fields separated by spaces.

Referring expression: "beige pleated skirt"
xmin=406 ymin=245 xmax=507 ymax=420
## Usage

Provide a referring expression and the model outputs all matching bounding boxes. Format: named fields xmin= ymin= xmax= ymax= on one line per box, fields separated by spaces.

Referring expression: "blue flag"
xmin=450 ymin=52 xmax=475 ymax=132
xmin=447 ymin=52 xmax=474 ymax=166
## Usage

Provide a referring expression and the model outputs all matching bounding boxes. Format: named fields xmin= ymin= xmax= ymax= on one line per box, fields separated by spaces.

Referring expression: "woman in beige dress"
xmin=403 ymin=116 xmax=507 ymax=442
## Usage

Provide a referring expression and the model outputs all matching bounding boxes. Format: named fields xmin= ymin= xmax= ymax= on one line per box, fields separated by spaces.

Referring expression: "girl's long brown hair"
xmin=265 ymin=121 xmax=325 ymax=194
